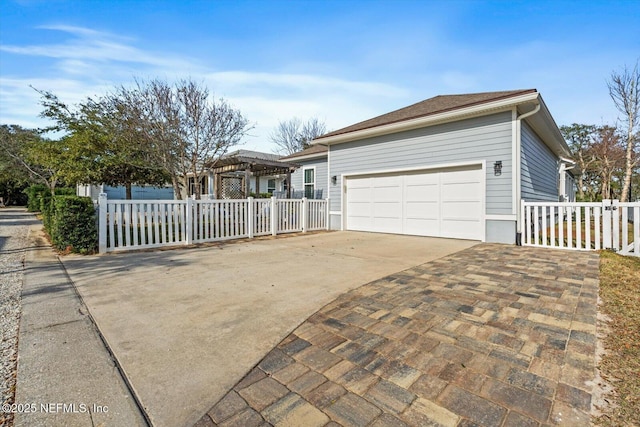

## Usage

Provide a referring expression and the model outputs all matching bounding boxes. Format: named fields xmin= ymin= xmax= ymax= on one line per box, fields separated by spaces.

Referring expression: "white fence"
xmin=98 ymin=195 xmax=329 ymax=253
xmin=521 ymin=199 xmax=640 ymax=257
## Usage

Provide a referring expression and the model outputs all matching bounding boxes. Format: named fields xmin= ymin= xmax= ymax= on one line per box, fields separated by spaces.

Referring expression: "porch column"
xmin=286 ymin=170 xmax=292 ymax=198
xmin=244 ymin=169 xmax=251 ymax=198
xmin=208 ymin=172 xmax=214 ymax=198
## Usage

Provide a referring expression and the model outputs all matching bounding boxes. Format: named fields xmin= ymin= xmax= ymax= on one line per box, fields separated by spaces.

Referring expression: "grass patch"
xmin=595 ymin=251 xmax=640 ymax=426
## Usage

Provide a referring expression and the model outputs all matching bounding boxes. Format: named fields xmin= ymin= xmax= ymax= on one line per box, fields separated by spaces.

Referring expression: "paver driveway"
xmin=196 ymin=243 xmax=600 ymax=427
xmin=61 ymin=231 xmax=476 ymax=427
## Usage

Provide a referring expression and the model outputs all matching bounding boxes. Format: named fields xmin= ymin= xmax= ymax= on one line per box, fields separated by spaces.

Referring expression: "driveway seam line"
xmin=56 ymin=255 xmax=153 ymax=427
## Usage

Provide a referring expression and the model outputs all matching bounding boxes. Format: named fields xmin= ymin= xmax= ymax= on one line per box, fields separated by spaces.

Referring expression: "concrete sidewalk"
xmin=13 ymin=225 xmax=146 ymax=427
xmin=61 ymin=232 xmax=476 ymax=427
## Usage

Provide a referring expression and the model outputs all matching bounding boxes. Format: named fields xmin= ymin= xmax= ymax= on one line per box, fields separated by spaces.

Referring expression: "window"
xmin=304 ymin=168 xmax=315 ymax=199
xmin=188 ymin=177 xmax=207 ymax=196
xmin=267 ymin=179 xmax=276 ymax=194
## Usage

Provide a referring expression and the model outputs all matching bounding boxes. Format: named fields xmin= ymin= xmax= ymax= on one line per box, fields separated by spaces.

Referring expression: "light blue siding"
xmin=289 ymin=156 xmax=328 ymax=199
xmin=521 ymin=122 xmax=558 ymax=202
xmin=103 ymin=184 xmax=174 ymax=200
xmin=329 ymin=112 xmax=514 ymax=216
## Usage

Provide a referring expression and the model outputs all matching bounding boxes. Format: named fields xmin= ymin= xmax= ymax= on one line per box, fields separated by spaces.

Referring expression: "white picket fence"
xmin=521 ymin=199 xmax=640 ymax=257
xmin=98 ymin=195 xmax=329 ymax=253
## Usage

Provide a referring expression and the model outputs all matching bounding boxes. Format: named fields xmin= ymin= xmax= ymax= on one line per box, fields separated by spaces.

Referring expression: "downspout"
xmin=326 ymin=144 xmax=331 ymax=229
xmin=558 ymin=157 xmax=576 ymax=201
xmin=515 ymin=101 xmax=541 ymax=246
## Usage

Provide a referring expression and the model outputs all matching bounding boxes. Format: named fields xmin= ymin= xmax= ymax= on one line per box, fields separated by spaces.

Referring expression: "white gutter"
xmin=313 ymin=91 xmax=540 ymax=146
xmin=515 ymin=100 xmax=541 ymax=238
xmin=517 ymin=102 xmax=540 ymax=121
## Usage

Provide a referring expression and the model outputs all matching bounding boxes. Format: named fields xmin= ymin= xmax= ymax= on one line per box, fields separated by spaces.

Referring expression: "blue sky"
xmin=1 ymin=0 xmax=638 ymax=153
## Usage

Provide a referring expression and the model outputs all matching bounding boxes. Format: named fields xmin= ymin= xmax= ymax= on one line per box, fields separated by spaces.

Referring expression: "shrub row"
xmin=25 ymin=185 xmax=97 ymax=254
xmin=25 ymin=185 xmax=75 ymax=212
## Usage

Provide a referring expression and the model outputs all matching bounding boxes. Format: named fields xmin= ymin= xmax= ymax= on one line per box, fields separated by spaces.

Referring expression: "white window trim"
xmin=267 ymin=178 xmax=277 ymax=194
xmin=303 ymin=166 xmax=316 ymax=198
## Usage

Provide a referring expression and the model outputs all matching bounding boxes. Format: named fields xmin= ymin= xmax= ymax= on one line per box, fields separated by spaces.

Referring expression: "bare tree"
xmin=591 ymin=126 xmax=626 ymax=199
xmin=110 ymin=79 xmax=252 ymax=199
xmin=561 ymin=124 xmax=598 ymax=201
xmin=176 ymin=79 xmax=250 ymax=199
xmin=608 ymin=61 xmax=640 ymax=202
xmin=270 ymin=117 xmax=327 ymax=155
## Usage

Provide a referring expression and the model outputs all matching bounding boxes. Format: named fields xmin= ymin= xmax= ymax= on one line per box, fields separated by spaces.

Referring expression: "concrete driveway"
xmin=62 ymin=231 xmax=476 ymax=427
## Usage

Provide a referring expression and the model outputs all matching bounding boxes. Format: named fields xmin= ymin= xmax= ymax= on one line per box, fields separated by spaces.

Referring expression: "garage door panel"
xmin=441 ymin=183 xmax=480 ymax=201
xmin=347 ymin=186 xmax=371 ymax=203
xmin=404 ymin=218 xmax=440 ymax=236
xmin=374 ymin=217 xmax=402 ymax=233
xmin=373 ymin=186 xmax=402 ymax=202
xmin=349 ymin=202 xmax=373 ymax=218
xmin=440 ymin=168 xmax=479 ymax=182
xmin=405 ymin=201 xmax=438 ymax=219
xmin=373 ymin=202 xmax=401 ymax=219
xmin=346 ymin=166 xmax=483 ymax=240
xmin=441 ymin=201 xmax=481 ymax=219
xmin=405 ymin=184 xmax=439 ymax=202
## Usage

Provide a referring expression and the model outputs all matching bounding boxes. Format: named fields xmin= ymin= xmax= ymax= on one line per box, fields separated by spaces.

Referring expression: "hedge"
xmin=25 ymin=185 xmax=76 ymax=213
xmin=24 ymin=184 xmax=48 ymax=212
xmin=49 ymin=195 xmax=97 ymax=254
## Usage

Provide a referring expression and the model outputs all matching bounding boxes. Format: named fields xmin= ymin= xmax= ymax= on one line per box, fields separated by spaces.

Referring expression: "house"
xmin=80 ymin=150 xmax=300 ymax=201
xmin=200 ymin=149 xmax=298 ymax=199
xmin=280 ymin=145 xmax=329 ymax=199
xmin=284 ymin=89 xmax=574 ymax=244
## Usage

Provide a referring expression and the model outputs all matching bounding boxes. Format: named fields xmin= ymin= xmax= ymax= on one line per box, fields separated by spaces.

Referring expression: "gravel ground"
xmin=0 ymin=208 xmax=34 ymax=427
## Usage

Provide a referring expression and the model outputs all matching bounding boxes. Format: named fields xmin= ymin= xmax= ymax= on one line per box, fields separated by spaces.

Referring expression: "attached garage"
xmin=295 ymin=89 xmax=573 ymax=244
xmin=345 ymin=164 xmax=484 ymax=240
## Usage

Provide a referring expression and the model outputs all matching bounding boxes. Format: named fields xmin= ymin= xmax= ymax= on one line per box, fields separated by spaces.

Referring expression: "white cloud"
xmin=205 ymin=71 xmax=407 ymax=98
xmin=0 ymin=25 xmax=198 ymax=73
xmin=0 ymin=24 xmax=409 ymax=153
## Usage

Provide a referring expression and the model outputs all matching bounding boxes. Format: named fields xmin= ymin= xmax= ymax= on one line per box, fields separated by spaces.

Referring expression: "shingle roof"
xmin=222 ymin=149 xmax=283 ymax=162
xmin=280 ymin=144 xmax=328 ymax=160
xmin=318 ymin=89 xmax=537 ymax=139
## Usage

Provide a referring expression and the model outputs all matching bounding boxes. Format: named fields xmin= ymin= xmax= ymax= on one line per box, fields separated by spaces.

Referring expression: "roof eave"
xmin=522 ymin=97 xmax=572 ymax=158
xmin=312 ymin=91 xmax=541 ymax=146
xmin=281 ymin=152 xmax=328 ymax=162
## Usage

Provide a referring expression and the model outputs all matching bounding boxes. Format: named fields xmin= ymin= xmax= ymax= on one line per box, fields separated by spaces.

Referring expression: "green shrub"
xmin=40 ymin=191 xmax=54 ymax=232
xmin=50 ymin=195 xmax=97 ymax=254
xmin=24 ymin=184 xmax=48 ymax=212
xmin=55 ymin=187 xmax=76 ymax=196
xmin=249 ymin=192 xmax=273 ymax=199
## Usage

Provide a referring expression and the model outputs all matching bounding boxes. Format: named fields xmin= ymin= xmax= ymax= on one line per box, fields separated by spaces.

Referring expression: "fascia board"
xmin=312 ymin=92 xmax=540 ymax=146
xmin=281 ymin=152 xmax=327 ymax=162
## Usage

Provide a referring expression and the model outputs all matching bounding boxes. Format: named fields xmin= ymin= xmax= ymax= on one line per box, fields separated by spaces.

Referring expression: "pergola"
xmin=206 ymin=150 xmax=299 ymax=199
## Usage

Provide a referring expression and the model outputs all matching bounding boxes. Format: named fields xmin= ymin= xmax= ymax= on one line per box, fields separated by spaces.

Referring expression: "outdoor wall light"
xmin=494 ymin=161 xmax=502 ymax=176
xmin=331 ymin=175 xmax=337 ymax=185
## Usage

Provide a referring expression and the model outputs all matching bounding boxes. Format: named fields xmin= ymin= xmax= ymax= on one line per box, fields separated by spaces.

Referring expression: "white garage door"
xmin=346 ymin=166 xmax=483 ymax=240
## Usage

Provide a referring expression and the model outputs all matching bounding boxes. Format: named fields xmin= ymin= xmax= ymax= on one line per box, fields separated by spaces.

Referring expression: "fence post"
xmin=186 ymin=196 xmax=193 ymax=245
xmin=302 ymin=197 xmax=308 ymax=232
xmin=98 ymin=193 xmax=107 ymax=253
xmin=247 ymin=197 xmax=254 ymax=239
xmin=326 ymin=198 xmax=330 ymax=230
xmin=612 ymin=199 xmax=620 ymax=252
xmin=603 ymin=199 xmax=612 ymax=249
xmin=271 ymin=196 xmax=277 ymax=236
